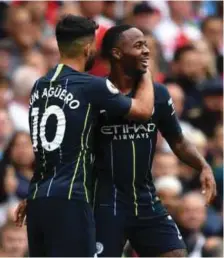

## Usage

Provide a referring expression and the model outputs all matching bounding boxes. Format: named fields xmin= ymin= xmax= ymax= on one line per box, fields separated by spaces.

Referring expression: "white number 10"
xmin=31 ymin=105 xmax=66 ymax=152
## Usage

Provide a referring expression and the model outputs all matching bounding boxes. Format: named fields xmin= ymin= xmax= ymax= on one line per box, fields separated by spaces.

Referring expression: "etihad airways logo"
xmin=100 ymin=123 xmax=156 ymax=140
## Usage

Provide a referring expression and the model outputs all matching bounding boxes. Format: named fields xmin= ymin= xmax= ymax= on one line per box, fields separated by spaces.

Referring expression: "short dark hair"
xmin=55 ymin=14 xmax=98 ymax=57
xmin=173 ymin=45 xmax=196 ymax=62
xmin=101 ymin=24 xmax=134 ymax=60
xmin=201 ymin=15 xmax=222 ymax=32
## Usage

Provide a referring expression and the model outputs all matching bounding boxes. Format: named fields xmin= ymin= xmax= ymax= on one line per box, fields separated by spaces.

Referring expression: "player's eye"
xmin=134 ymin=43 xmax=142 ymax=49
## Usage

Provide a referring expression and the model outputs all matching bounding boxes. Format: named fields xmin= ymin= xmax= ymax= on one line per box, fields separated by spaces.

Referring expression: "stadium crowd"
xmin=0 ymin=1 xmax=223 ymax=257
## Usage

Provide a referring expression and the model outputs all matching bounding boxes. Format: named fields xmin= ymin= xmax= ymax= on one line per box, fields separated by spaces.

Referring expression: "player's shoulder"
xmin=67 ymin=72 xmax=107 ymax=89
xmin=154 ymin=82 xmax=170 ymax=102
xmin=87 ymin=74 xmax=107 ymax=85
xmin=86 ymin=75 xmax=119 ymax=94
xmin=80 ymin=74 xmax=106 ymax=92
xmin=39 ymin=68 xmax=96 ymax=90
xmin=30 ymin=76 xmax=45 ymax=92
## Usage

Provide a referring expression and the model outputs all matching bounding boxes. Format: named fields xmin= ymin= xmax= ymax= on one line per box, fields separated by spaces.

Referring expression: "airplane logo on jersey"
xmin=101 ymin=123 xmax=156 ymax=140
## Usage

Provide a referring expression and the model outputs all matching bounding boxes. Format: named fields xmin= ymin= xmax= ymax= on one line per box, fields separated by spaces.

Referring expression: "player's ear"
xmin=111 ymin=48 xmax=122 ymax=60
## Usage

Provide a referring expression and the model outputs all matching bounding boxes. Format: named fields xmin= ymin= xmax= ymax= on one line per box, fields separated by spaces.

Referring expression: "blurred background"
xmin=0 ymin=0 xmax=223 ymax=257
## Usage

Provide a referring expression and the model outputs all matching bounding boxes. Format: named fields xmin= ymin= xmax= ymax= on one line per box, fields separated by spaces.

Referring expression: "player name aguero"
xmin=30 ymin=86 xmax=80 ymax=109
xmin=101 ymin=123 xmax=156 ymax=140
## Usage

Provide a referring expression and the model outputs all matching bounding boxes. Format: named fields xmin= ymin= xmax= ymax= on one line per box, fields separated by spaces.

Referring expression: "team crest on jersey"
xmin=106 ymin=79 xmax=119 ymax=94
xmin=96 ymin=242 xmax=104 ymax=255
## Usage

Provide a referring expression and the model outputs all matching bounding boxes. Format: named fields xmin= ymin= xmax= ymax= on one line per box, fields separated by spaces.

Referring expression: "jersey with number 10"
xmin=28 ymin=64 xmax=131 ymax=202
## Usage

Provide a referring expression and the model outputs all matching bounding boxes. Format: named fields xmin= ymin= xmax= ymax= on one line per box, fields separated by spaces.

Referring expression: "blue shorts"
xmin=27 ymin=198 xmax=96 ymax=257
xmin=94 ymin=205 xmax=186 ymax=257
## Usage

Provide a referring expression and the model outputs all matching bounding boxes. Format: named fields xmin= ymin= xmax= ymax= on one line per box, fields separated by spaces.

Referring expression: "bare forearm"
xmin=127 ymin=71 xmax=154 ymax=121
xmin=169 ymin=135 xmax=209 ymax=172
xmin=134 ymin=71 xmax=154 ymax=116
xmin=169 ymin=135 xmax=216 ymax=204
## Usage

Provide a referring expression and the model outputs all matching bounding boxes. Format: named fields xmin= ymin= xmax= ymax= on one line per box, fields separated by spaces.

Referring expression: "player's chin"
xmin=138 ymin=66 xmax=148 ymax=74
xmin=137 ymin=63 xmax=148 ymax=74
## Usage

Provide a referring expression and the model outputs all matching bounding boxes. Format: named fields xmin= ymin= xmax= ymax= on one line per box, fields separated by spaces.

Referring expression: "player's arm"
xmin=167 ymin=134 xmax=216 ymax=204
xmin=125 ymin=69 xmax=154 ymax=121
xmin=88 ymin=72 xmax=154 ymax=121
xmin=158 ymin=86 xmax=216 ymax=204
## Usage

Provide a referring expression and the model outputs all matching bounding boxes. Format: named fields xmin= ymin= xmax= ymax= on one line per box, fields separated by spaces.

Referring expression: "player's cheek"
xmin=135 ymin=51 xmax=143 ymax=63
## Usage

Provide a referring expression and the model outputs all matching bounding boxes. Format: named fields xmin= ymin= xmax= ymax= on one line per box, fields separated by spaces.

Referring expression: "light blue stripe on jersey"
xmin=146 ymin=139 xmax=155 ymax=210
xmin=111 ymin=142 xmax=117 ymax=216
xmin=68 ymin=104 xmax=91 ymax=200
xmin=131 ymin=141 xmax=138 ymax=216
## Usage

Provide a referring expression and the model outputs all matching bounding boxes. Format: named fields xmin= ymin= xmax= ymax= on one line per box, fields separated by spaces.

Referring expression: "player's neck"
xmin=109 ymin=66 xmax=135 ymax=95
xmin=59 ymin=57 xmax=85 ymax=73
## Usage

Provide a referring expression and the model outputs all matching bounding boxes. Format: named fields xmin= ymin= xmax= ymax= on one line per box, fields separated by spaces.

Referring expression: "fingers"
xmin=203 ymin=177 xmax=217 ymax=205
xmin=212 ymin=179 xmax=217 ymax=201
xmin=14 ymin=204 xmax=22 ymax=224
xmin=208 ymin=176 xmax=217 ymax=203
xmin=205 ymin=178 xmax=213 ymax=205
xmin=14 ymin=207 xmax=19 ymax=223
xmin=23 ymin=215 xmax=27 ymax=226
xmin=201 ymin=178 xmax=211 ymax=205
xmin=15 ymin=211 xmax=23 ymax=227
xmin=201 ymin=176 xmax=207 ymax=197
xmin=14 ymin=203 xmax=26 ymax=227
xmin=200 ymin=167 xmax=218 ymax=205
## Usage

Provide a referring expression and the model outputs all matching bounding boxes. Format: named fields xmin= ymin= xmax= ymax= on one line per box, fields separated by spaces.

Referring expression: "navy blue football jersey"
xmin=28 ymin=64 xmax=131 ymax=202
xmin=94 ymin=83 xmax=183 ymax=217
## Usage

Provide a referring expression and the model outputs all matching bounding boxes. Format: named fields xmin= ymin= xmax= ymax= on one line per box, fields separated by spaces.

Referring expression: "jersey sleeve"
xmin=87 ymin=77 xmax=131 ymax=117
xmin=157 ymin=86 xmax=183 ymax=141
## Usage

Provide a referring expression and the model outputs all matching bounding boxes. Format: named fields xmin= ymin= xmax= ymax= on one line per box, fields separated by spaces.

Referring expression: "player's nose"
xmin=142 ymin=45 xmax=150 ymax=56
